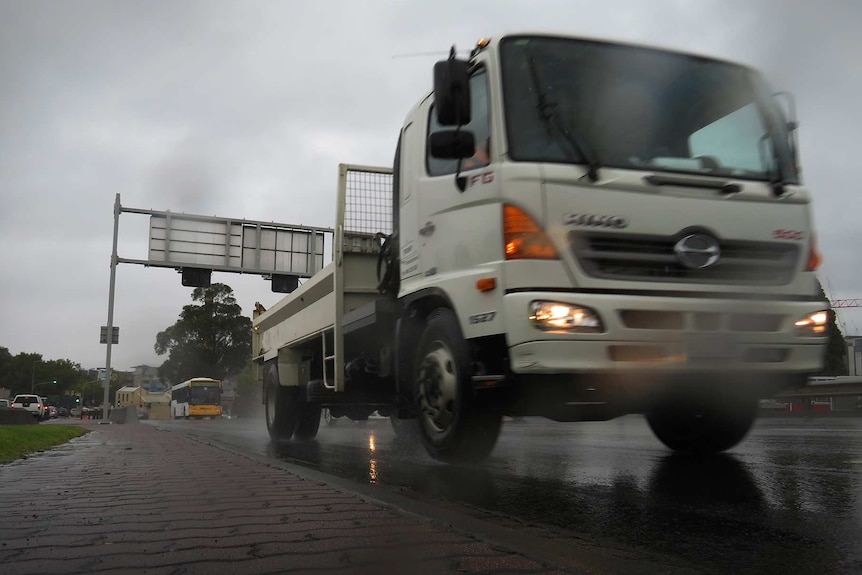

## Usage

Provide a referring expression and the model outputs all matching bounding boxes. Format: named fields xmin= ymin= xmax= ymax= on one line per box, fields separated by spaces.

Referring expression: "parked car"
xmin=0 ymin=399 xmax=10 ymax=408
xmin=11 ymin=394 xmax=44 ymax=420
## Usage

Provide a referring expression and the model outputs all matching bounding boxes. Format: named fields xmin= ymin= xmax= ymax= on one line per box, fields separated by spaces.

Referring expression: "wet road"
xmin=151 ymin=414 xmax=862 ymax=574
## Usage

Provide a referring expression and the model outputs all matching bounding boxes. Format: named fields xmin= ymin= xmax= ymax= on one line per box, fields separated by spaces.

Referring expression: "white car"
xmin=11 ymin=394 xmax=45 ymax=420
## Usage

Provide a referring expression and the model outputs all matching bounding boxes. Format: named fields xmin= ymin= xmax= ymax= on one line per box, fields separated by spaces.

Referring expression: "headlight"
xmin=529 ymin=301 xmax=604 ymax=333
xmin=794 ymin=310 xmax=829 ymax=336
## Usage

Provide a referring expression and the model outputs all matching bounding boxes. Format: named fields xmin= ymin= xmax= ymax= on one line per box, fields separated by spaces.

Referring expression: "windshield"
xmin=189 ymin=385 xmax=220 ymax=405
xmin=500 ymin=36 xmax=797 ymax=183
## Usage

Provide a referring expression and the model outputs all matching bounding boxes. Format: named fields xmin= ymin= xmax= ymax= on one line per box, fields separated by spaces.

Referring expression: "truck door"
xmin=399 ymin=122 xmax=422 ymax=282
xmin=418 ymin=68 xmax=493 ymax=283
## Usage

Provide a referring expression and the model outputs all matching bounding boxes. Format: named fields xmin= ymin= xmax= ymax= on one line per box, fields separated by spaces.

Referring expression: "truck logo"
xmin=772 ymin=229 xmax=805 ymax=240
xmin=563 ymin=213 xmax=629 ymax=229
xmin=674 ymin=234 xmax=720 ymax=269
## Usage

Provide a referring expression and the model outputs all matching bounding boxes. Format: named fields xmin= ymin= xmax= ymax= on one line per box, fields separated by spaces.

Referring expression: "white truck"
xmin=253 ymin=32 xmax=829 ymax=462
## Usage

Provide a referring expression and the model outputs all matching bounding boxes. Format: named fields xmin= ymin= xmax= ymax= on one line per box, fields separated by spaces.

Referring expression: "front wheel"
xmin=414 ymin=308 xmax=502 ymax=463
xmin=647 ymin=393 xmax=758 ymax=453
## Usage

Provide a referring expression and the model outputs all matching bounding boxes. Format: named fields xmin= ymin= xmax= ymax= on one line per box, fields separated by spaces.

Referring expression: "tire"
xmin=294 ymin=402 xmax=321 ymax=441
xmin=323 ymin=408 xmax=337 ymax=427
xmin=414 ymin=308 xmax=502 ymax=463
xmin=389 ymin=415 xmax=407 ymax=436
xmin=264 ymin=365 xmax=301 ymax=441
xmin=646 ymin=393 xmax=758 ymax=454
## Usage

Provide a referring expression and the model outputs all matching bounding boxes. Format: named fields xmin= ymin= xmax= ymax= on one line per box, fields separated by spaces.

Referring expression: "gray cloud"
xmin=1 ymin=0 xmax=860 ymax=371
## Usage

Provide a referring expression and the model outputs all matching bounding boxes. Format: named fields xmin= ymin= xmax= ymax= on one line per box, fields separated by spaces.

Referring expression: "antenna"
xmin=391 ymin=48 xmax=470 ymax=60
xmin=391 ymin=50 xmax=450 ymax=59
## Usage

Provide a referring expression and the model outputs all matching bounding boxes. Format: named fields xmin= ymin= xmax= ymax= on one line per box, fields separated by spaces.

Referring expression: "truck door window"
xmin=427 ymin=69 xmax=490 ymax=176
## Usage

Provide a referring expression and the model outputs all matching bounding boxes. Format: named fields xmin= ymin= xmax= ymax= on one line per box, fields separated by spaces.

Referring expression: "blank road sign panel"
xmin=148 ymin=215 xmax=326 ymax=276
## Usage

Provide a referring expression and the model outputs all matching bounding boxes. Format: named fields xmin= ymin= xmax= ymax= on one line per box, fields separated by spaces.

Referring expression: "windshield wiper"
xmin=525 ymin=53 xmax=601 ymax=182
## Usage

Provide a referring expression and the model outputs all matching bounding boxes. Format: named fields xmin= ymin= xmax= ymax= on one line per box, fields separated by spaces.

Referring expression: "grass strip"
xmin=0 ymin=425 xmax=89 ymax=463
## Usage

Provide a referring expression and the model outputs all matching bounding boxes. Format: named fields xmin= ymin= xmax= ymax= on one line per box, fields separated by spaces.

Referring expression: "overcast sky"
xmin=1 ymin=0 xmax=860 ymax=373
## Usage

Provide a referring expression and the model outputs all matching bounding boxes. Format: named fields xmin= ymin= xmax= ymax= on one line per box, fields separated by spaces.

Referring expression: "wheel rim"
xmin=417 ymin=342 xmax=458 ymax=434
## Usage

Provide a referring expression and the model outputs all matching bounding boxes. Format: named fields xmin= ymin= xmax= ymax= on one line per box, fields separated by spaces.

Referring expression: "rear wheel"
xmin=294 ymin=399 xmax=321 ymax=440
xmin=264 ymin=366 xmax=301 ymax=441
xmin=323 ymin=408 xmax=337 ymax=427
xmin=414 ymin=308 xmax=502 ymax=463
xmin=647 ymin=393 xmax=758 ymax=453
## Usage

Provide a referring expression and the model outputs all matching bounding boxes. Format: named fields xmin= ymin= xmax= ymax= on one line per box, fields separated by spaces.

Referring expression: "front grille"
xmin=619 ymin=310 xmax=684 ymax=330
xmin=571 ymin=232 xmax=799 ymax=286
xmin=618 ymin=310 xmax=785 ymax=332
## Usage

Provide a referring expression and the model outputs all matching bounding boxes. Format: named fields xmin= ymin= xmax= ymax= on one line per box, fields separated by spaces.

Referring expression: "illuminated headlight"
xmin=794 ymin=310 xmax=829 ymax=336
xmin=529 ymin=301 xmax=604 ymax=333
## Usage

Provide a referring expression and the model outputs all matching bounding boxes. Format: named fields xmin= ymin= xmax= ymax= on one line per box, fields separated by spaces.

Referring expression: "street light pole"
xmin=78 ymin=380 xmax=100 ymax=407
xmin=30 ymin=358 xmax=40 ymax=393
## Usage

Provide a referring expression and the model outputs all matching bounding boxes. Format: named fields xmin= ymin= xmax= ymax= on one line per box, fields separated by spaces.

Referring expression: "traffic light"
xmin=75 ymin=397 xmax=80 ymax=403
xmin=52 ymin=380 xmax=57 ymax=384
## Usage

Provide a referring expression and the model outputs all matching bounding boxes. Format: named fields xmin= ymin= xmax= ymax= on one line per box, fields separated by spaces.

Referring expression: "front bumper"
xmin=504 ymin=291 xmax=828 ymax=374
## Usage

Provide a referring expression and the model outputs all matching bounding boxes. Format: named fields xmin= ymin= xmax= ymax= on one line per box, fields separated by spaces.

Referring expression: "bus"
xmin=170 ymin=378 xmax=222 ymax=419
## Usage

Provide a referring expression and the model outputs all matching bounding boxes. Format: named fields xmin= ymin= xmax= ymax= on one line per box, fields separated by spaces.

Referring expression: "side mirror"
xmin=429 ymin=130 xmax=475 ymax=159
xmin=773 ymin=91 xmax=798 ymax=131
xmin=433 ymin=58 xmax=471 ymax=126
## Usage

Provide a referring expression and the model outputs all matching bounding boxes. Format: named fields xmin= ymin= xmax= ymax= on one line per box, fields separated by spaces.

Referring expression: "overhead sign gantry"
xmin=119 ymin=204 xmax=330 ymax=291
xmin=98 ymin=194 xmax=333 ymax=420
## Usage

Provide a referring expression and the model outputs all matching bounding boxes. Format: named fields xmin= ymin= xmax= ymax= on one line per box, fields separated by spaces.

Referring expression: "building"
xmin=772 ymin=376 xmax=862 ymax=412
xmin=86 ymin=368 xmax=107 ymax=382
xmin=115 ymin=386 xmax=173 ymax=419
xmin=144 ymin=391 xmax=172 ymax=420
xmin=131 ymin=365 xmax=170 ymax=393
xmin=847 ymin=336 xmax=862 ymax=376
xmin=116 ymin=386 xmax=145 ymax=408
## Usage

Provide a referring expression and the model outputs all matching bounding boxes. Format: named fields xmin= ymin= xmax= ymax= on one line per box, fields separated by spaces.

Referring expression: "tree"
xmin=0 ymin=347 xmax=86 ymax=399
xmin=818 ymin=282 xmax=848 ymax=376
xmin=820 ymin=312 xmax=848 ymax=376
xmin=155 ymin=283 xmax=252 ymax=385
xmin=230 ymin=360 xmax=263 ymax=417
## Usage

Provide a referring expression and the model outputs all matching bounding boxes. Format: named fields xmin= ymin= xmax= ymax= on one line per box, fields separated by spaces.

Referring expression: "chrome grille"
xmin=571 ymin=232 xmax=799 ymax=285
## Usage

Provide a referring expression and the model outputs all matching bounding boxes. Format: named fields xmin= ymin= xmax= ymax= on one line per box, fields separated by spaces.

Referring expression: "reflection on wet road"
xmin=153 ymin=415 xmax=862 ymax=575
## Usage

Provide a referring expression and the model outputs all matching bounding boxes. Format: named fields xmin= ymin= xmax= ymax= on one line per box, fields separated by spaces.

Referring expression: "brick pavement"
xmin=0 ymin=421 xmax=573 ymax=575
